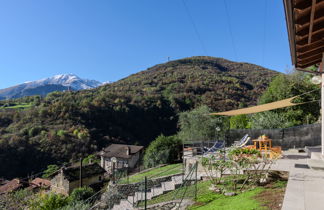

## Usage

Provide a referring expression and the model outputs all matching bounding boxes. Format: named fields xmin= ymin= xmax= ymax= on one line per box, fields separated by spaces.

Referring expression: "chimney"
xmin=126 ymin=146 xmax=130 ymax=156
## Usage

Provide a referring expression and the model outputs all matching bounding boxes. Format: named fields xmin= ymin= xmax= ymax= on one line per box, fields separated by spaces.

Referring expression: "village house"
xmin=99 ymin=144 xmax=144 ymax=174
xmin=50 ymin=163 xmax=105 ymax=195
xmin=0 ymin=179 xmax=28 ymax=194
xmin=29 ymin=178 xmax=51 ymax=191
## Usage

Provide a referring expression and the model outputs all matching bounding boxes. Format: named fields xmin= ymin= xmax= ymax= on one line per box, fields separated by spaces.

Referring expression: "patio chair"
xmin=239 ymin=137 xmax=251 ymax=147
xmin=232 ymin=134 xmax=249 ymax=147
xmin=203 ymin=140 xmax=225 ymax=155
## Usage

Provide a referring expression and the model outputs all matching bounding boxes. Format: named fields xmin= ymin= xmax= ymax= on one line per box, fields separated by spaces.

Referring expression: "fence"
xmin=94 ymin=162 xmax=199 ymax=210
xmin=227 ymin=123 xmax=321 ymax=149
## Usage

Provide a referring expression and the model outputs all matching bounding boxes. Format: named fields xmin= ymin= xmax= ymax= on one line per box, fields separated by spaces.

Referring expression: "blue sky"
xmin=0 ymin=0 xmax=291 ymax=89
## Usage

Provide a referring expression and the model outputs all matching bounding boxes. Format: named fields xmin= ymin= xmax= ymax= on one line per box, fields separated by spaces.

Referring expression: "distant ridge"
xmin=0 ymin=74 xmax=103 ymax=99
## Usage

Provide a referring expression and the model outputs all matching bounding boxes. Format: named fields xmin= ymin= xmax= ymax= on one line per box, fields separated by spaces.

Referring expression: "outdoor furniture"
xmin=233 ymin=134 xmax=249 ymax=147
xmin=203 ymin=140 xmax=225 ymax=155
xmin=252 ymin=138 xmax=272 ymax=152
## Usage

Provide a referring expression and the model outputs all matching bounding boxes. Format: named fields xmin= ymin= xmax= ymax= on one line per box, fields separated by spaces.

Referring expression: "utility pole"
xmin=321 ymin=53 xmax=324 ymax=156
xmin=144 ymin=176 xmax=147 ymax=210
xmin=79 ymin=157 xmax=83 ymax=188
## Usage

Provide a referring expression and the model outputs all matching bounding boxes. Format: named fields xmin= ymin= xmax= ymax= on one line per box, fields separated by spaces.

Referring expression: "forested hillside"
xmin=0 ymin=56 xmax=279 ymax=178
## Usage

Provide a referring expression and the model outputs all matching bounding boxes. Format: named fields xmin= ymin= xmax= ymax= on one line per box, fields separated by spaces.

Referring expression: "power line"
xmin=181 ymin=0 xmax=208 ymax=55
xmin=261 ymin=0 xmax=268 ymax=66
xmin=223 ymin=0 xmax=238 ymax=61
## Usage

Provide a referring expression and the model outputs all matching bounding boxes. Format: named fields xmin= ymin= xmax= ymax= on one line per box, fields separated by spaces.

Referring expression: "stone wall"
xmin=226 ymin=123 xmax=321 ymax=149
xmin=98 ymin=173 xmax=182 ymax=209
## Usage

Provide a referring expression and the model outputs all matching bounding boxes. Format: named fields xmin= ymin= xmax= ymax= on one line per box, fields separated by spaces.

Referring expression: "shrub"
xmin=29 ymin=193 xmax=68 ymax=210
xmin=42 ymin=164 xmax=59 ymax=178
xmin=69 ymin=187 xmax=94 ymax=202
xmin=143 ymin=135 xmax=182 ymax=168
xmin=59 ymin=201 xmax=91 ymax=210
xmin=57 ymin=130 xmax=66 ymax=137
xmin=82 ymin=154 xmax=99 ymax=165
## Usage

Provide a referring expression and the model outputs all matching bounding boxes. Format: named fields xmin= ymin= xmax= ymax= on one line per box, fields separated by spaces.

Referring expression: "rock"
xmin=224 ymin=192 xmax=236 ymax=196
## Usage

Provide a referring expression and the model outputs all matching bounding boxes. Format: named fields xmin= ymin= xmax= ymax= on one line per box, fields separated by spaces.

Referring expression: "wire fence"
xmin=94 ymin=161 xmax=199 ymax=210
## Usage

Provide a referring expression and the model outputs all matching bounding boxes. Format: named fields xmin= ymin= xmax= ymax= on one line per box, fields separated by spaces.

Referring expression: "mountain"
xmin=0 ymin=56 xmax=280 ymax=178
xmin=102 ymin=56 xmax=280 ymax=111
xmin=0 ymin=74 xmax=102 ymax=99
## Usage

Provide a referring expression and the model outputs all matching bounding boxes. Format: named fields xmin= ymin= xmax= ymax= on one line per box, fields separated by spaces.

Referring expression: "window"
xmin=99 ymin=176 xmax=102 ymax=181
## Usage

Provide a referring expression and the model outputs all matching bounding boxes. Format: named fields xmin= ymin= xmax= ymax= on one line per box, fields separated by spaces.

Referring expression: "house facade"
xmin=51 ymin=163 xmax=105 ymax=195
xmin=99 ymin=144 xmax=144 ymax=174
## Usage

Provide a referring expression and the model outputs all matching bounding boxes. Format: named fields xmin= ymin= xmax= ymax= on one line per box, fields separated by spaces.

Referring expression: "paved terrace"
xmin=271 ymin=150 xmax=324 ymax=210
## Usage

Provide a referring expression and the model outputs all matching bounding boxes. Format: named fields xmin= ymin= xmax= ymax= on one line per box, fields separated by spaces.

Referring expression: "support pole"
xmin=321 ymin=53 xmax=324 ymax=156
xmin=144 ymin=176 xmax=147 ymax=210
xmin=195 ymin=161 xmax=198 ymax=200
xmin=79 ymin=157 xmax=83 ymax=188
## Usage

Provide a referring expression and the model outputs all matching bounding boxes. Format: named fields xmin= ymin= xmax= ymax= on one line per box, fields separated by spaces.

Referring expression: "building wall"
xmin=51 ymin=173 xmax=70 ymax=195
xmin=101 ymin=152 xmax=141 ymax=174
xmin=127 ymin=152 xmax=140 ymax=168
xmin=68 ymin=174 xmax=103 ymax=194
xmin=51 ymin=173 xmax=104 ymax=195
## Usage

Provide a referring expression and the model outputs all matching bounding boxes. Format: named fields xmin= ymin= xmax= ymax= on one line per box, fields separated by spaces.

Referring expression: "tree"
xmin=178 ymin=105 xmax=228 ymax=142
xmin=229 ymin=114 xmax=251 ymax=129
xmin=251 ymin=111 xmax=290 ymax=129
xmin=256 ymin=72 xmax=320 ymax=128
xmin=143 ymin=135 xmax=182 ymax=168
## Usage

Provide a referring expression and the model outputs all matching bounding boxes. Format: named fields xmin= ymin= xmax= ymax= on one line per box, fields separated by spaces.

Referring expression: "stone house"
xmin=0 ymin=179 xmax=28 ymax=194
xmin=51 ymin=163 xmax=105 ymax=195
xmin=29 ymin=178 xmax=51 ymax=191
xmin=99 ymin=144 xmax=144 ymax=174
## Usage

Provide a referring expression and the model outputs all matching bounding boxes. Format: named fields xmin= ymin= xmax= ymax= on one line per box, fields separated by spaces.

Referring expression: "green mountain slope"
xmin=0 ymin=56 xmax=280 ymax=178
xmin=104 ymin=56 xmax=278 ymax=111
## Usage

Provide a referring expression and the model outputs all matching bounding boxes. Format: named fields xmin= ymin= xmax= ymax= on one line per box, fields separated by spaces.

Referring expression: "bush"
xmin=58 ymin=201 xmax=91 ymax=210
xmin=82 ymin=154 xmax=99 ymax=165
xmin=69 ymin=187 xmax=94 ymax=202
xmin=143 ymin=135 xmax=182 ymax=168
xmin=57 ymin=130 xmax=66 ymax=137
xmin=29 ymin=193 xmax=68 ymax=210
xmin=42 ymin=164 xmax=59 ymax=178
xmin=229 ymin=148 xmax=260 ymax=156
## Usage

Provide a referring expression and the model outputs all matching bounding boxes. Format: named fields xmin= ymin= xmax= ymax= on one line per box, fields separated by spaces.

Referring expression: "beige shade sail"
xmin=210 ymin=96 xmax=300 ymax=116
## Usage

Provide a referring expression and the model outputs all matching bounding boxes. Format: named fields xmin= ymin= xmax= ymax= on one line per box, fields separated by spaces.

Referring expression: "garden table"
xmin=252 ymin=138 xmax=272 ymax=152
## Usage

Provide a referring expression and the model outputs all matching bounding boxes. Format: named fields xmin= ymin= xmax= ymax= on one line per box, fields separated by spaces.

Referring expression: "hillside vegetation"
xmin=0 ymin=56 xmax=279 ymax=178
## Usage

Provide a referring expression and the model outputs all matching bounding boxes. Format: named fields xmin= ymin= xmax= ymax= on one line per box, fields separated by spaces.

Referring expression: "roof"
xmin=0 ymin=179 xmax=26 ymax=194
xmin=283 ymin=0 xmax=324 ymax=68
xmin=56 ymin=163 xmax=105 ymax=182
xmin=100 ymin=144 xmax=144 ymax=159
xmin=30 ymin=178 xmax=51 ymax=187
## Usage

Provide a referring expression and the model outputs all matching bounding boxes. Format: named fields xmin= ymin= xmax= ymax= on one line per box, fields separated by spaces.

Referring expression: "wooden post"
xmin=195 ymin=161 xmax=198 ymax=200
xmin=79 ymin=157 xmax=83 ymax=188
xmin=321 ymin=53 xmax=324 ymax=156
xmin=144 ymin=176 xmax=147 ymax=210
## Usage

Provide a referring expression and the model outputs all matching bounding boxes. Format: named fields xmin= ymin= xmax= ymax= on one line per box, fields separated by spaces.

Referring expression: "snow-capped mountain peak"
xmin=0 ymin=74 xmax=104 ymax=99
xmin=27 ymin=74 xmax=102 ymax=90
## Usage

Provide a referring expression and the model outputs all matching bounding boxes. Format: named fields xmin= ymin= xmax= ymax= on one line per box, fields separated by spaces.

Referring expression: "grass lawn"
xmin=118 ymin=163 xmax=183 ymax=184
xmin=139 ymin=180 xmax=211 ymax=206
xmin=189 ymin=187 xmax=265 ymax=210
xmin=0 ymin=103 xmax=32 ymax=110
xmin=140 ymin=179 xmax=287 ymax=210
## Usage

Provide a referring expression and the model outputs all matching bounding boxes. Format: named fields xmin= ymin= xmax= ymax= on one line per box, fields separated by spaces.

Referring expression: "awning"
xmin=210 ymin=96 xmax=299 ymax=116
xmin=283 ymin=0 xmax=324 ymax=69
